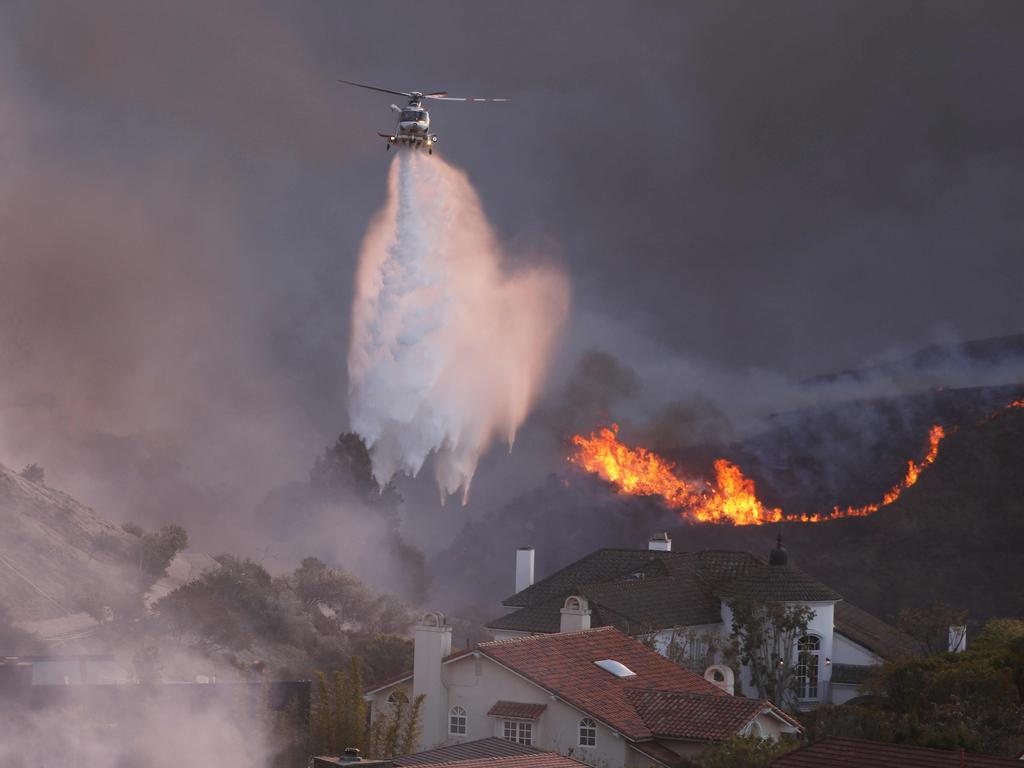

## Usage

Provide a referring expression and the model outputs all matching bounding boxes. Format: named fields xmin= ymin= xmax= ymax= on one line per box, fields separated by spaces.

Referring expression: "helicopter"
xmin=338 ymin=78 xmax=508 ymax=154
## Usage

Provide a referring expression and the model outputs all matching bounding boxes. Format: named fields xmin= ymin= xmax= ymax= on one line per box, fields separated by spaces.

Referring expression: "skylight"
xmin=594 ymin=659 xmax=636 ymax=678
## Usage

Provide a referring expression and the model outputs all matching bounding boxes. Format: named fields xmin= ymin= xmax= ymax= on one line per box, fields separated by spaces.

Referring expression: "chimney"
xmin=648 ymin=532 xmax=671 ymax=552
xmin=703 ymin=665 xmax=736 ymax=696
xmin=515 ymin=547 xmax=535 ymax=594
xmin=559 ymin=595 xmax=592 ymax=633
xmin=948 ymin=625 xmax=967 ymax=653
xmin=413 ymin=612 xmax=452 ymax=750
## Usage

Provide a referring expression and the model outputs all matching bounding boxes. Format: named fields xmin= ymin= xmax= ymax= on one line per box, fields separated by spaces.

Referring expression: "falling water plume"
xmin=348 ymin=151 xmax=569 ymax=501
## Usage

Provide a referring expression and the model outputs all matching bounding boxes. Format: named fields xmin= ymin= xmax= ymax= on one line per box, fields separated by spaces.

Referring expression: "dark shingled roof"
xmin=392 ymin=737 xmax=545 ymax=765
xmin=834 ymin=601 xmax=919 ymax=660
xmin=504 ymin=549 xmax=680 ymax=607
xmin=490 ymin=548 xmax=848 ymax=637
xmin=715 ymin=563 xmax=841 ymax=603
xmin=830 ymin=663 xmax=875 ymax=686
xmin=486 ymin=701 xmax=548 ymax=720
xmin=771 ymin=737 xmax=1023 ymax=767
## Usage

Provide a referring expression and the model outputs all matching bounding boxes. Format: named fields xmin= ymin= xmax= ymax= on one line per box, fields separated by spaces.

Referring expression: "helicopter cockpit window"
xmin=400 ymin=110 xmax=424 ymax=122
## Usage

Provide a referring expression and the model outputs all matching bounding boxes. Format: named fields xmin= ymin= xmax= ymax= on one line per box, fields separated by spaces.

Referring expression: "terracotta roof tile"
xmin=393 ymin=737 xmax=545 ymax=765
xmin=625 ymin=689 xmax=769 ymax=741
xmin=397 ymin=755 xmax=586 ymax=768
xmin=771 ymin=737 xmax=1022 ymax=767
xmin=476 ymin=627 xmax=727 ymax=740
xmin=486 ymin=701 xmax=548 ymax=720
xmin=630 ymin=740 xmax=688 ymax=767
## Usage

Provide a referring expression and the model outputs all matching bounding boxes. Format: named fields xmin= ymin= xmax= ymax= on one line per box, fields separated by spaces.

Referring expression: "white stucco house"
xmin=366 ymin=617 xmax=801 ymax=767
xmin=487 ymin=534 xmax=919 ymax=708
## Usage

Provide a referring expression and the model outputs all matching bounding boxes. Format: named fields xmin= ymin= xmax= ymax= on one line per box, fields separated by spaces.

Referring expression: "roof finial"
xmin=769 ymin=531 xmax=788 ymax=566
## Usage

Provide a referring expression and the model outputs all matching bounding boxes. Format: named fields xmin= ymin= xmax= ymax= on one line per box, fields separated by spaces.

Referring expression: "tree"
xmin=898 ymin=602 xmax=968 ymax=656
xmin=804 ymin=616 xmax=1024 ymax=757
xmin=728 ymin=597 xmax=816 ymax=706
xmin=137 ymin=524 xmax=189 ymax=576
xmin=310 ymin=432 xmax=401 ymax=509
xmin=690 ymin=734 xmax=801 ymax=768
xmin=19 ymin=463 xmax=44 ymax=484
xmin=311 ymin=658 xmax=422 ymax=759
xmin=312 ymin=672 xmax=334 ymax=753
xmin=366 ymin=688 xmax=425 ymax=759
xmin=358 ymin=634 xmax=414 ymax=685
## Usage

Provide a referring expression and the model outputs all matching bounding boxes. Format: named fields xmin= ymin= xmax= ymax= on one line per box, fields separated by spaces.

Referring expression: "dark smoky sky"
xmin=2 ymin=1 xmax=1024 ymax=553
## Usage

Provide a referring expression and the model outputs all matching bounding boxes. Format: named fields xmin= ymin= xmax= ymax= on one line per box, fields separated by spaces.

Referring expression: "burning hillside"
xmin=568 ymin=421 xmax=947 ymax=525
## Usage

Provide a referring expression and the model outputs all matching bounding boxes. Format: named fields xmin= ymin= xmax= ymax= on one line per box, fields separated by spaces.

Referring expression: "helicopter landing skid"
xmin=377 ymin=133 xmax=437 ymax=154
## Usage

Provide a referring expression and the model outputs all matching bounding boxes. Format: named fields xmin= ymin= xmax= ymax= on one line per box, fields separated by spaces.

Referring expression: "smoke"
xmin=0 ymin=640 xmax=290 ymax=768
xmin=348 ymin=151 xmax=569 ymax=500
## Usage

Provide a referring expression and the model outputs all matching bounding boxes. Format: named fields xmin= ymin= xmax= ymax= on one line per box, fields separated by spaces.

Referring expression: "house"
xmin=488 ymin=534 xmax=919 ymax=707
xmin=365 ymin=616 xmax=800 ymax=767
xmin=770 ymin=736 xmax=1024 ymax=767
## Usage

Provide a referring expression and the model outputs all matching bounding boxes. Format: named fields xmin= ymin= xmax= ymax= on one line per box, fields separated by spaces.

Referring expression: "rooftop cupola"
xmin=768 ymin=533 xmax=788 ymax=566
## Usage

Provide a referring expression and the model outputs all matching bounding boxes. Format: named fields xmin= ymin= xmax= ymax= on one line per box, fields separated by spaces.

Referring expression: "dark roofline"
xmin=501 ymin=548 xmax=677 ymax=606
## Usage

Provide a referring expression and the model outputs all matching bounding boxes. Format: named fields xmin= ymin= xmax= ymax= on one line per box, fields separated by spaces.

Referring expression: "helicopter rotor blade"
xmin=422 ymin=91 xmax=448 ymax=97
xmin=338 ymin=78 xmax=412 ymax=98
xmin=426 ymin=95 xmax=510 ymax=102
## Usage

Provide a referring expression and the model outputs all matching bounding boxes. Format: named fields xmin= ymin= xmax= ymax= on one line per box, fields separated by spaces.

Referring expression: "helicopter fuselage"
xmin=378 ymin=102 xmax=439 ymax=153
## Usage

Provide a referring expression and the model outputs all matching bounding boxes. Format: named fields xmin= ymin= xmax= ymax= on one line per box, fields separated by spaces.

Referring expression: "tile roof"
xmin=624 ymin=689 xmax=770 ymax=741
xmin=490 ymin=548 xmax=846 ymax=636
xmin=581 ymin=575 xmax=725 ymax=630
xmin=771 ymin=737 xmax=1023 ymax=767
xmin=834 ymin=601 xmax=919 ymax=660
xmin=486 ymin=701 xmax=548 ymax=720
xmin=630 ymin=740 xmax=689 ymax=768
xmin=392 ymin=737 xmax=545 ymax=765
xmin=396 ymin=755 xmax=586 ymax=768
xmin=504 ymin=549 xmax=681 ymax=607
xmin=475 ymin=627 xmax=729 ymax=740
xmin=715 ymin=563 xmax=841 ymax=603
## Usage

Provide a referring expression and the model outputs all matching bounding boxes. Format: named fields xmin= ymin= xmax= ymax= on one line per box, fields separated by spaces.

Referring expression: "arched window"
xmin=449 ymin=705 xmax=467 ymax=736
xmin=578 ymin=717 xmax=597 ymax=747
xmin=747 ymin=719 xmax=764 ymax=739
xmin=796 ymin=635 xmax=821 ymax=700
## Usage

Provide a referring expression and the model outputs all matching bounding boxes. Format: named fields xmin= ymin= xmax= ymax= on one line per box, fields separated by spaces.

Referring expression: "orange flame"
xmin=568 ymin=422 xmax=946 ymax=526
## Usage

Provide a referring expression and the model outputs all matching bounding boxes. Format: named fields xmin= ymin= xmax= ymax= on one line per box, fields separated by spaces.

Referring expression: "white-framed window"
xmin=449 ymin=705 xmax=467 ymax=736
xmin=747 ymin=719 xmax=764 ymax=739
xmin=502 ymin=720 xmax=532 ymax=745
xmin=578 ymin=717 xmax=597 ymax=747
xmin=796 ymin=634 xmax=821 ymax=700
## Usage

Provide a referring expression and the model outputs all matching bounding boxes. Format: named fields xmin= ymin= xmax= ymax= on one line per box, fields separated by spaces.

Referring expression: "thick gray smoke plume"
xmin=348 ymin=152 xmax=569 ymax=500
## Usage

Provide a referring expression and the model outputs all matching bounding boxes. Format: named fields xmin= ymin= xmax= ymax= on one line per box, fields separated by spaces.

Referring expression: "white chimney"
xmin=413 ymin=611 xmax=452 ymax=750
xmin=703 ymin=665 xmax=735 ymax=696
xmin=648 ymin=532 xmax=672 ymax=552
xmin=515 ymin=547 xmax=535 ymax=594
xmin=948 ymin=625 xmax=967 ymax=653
xmin=560 ymin=595 xmax=592 ymax=633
